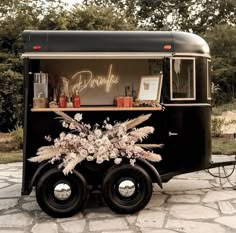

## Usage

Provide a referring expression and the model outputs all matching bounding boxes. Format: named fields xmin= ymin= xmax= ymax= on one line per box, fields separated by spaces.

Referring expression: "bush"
xmin=9 ymin=126 xmax=23 ymax=149
xmin=0 ymin=70 xmax=23 ymax=132
xmin=211 ymin=117 xmax=225 ymax=137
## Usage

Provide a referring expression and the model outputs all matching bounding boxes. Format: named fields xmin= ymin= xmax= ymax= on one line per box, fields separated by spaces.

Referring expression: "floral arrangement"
xmin=29 ymin=112 xmax=162 ymax=175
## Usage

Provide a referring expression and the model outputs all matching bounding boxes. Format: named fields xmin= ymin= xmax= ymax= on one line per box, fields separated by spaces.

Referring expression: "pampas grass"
xmin=124 ymin=114 xmax=152 ymax=130
xmin=129 ymin=126 xmax=154 ymax=142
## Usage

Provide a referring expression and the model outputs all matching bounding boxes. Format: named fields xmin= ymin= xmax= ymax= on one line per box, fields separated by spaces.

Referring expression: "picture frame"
xmin=137 ymin=75 xmax=163 ymax=102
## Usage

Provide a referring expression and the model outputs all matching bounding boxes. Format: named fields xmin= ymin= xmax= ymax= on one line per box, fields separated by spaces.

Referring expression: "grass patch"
xmin=0 ymin=150 xmax=23 ymax=164
xmin=212 ymin=101 xmax=236 ymax=116
xmin=212 ymin=137 xmax=236 ymax=155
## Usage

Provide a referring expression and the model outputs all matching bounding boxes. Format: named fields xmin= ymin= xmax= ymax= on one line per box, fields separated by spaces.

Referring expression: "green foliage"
xmin=67 ymin=5 xmax=137 ymax=31
xmin=204 ymin=24 xmax=236 ymax=105
xmin=212 ymin=137 xmax=236 ymax=155
xmin=83 ymin=0 xmax=236 ymax=32
xmin=212 ymin=100 xmax=236 ymax=115
xmin=0 ymin=70 xmax=23 ymax=132
xmin=211 ymin=117 xmax=225 ymax=137
xmin=0 ymin=151 xmax=22 ymax=163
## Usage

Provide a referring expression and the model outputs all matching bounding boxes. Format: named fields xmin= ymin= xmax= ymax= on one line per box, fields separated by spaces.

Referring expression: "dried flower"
xmin=62 ymin=121 xmax=69 ymax=128
xmin=114 ymin=158 xmax=122 ymax=164
xmin=74 ymin=113 xmax=83 ymax=122
xmin=88 ymin=145 xmax=95 ymax=154
xmin=29 ymin=112 xmax=162 ymax=175
xmin=94 ymin=129 xmax=102 ymax=138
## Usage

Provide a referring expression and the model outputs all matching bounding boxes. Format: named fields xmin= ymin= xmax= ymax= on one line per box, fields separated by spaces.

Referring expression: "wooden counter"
xmin=31 ymin=106 xmax=162 ymax=112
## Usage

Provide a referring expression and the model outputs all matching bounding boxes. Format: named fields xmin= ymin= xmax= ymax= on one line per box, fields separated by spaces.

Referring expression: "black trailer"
xmin=21 ymin=30 xmax=236 ymax=218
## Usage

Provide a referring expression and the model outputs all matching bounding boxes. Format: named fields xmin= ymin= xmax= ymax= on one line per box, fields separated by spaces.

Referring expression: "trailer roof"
xmin=22 ymin=30 xmax=210 ymax=58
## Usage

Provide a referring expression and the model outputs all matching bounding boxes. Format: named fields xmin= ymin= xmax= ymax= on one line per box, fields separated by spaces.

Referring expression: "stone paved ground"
xmin=0 ymin=155 xmax=236 ymax=233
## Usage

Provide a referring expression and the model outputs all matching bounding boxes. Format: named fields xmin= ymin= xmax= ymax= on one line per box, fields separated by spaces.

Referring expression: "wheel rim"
xmin=53 ymin=182 xmax=72 ymax=201
xmin=113 ymin=177 xmax=142 ymax=205
xmin=118 ymin=180 xmax=136 ymax=197
xmin=46 ymin=176 xmax=79 ymax=209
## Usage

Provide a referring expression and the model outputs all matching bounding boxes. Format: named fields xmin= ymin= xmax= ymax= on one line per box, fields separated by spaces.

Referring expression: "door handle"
xmin=169 ymin=131 xmax=178 ymax=136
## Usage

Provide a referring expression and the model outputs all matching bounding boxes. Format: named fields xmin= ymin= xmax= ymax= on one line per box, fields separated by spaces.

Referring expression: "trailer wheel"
xmin=102 ymin=164 xmax=152 ymax=214
xmin=36 ymin=168 xmax=88 ymax=218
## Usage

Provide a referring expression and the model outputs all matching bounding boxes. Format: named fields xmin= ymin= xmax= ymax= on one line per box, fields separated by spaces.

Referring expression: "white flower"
xmin=130 ymin=159 xmax=136 ymax=166
xmin=44 ymin=135 xmax=52 ymax=142
xmin=95 ymin=139 xmax=103 ymax=147
xmin=102 ymin=136 xmax=110 ymax=145
xmin=74 ymin=113 xmax=83 ymax=122
xmin=80 ymin=138 xmax=87 ymax=146
xmin=60 ymin=132 xmax=66 ymax=139
xmin=114 ymin=158 xmax=122 ymax=164
xmin=79 ymin=132 xmax=86 ymax=138
xmin=80 ymin=149 xmax=88 ymax=158
xmin=109 ymin=151 xmax=117 ymax=159
xmin=62 ymin=121 xmax=69 ymax=128
xmin=105 ymin=124 xmax=113 ymax=130
xmin=87 ymin=156 xmax=94 ymax=161
xmin=94 ymin=129 xmax=102 ymax=138
xmin=65 ymin=133 xmax=73 ymax=141
xmin=88 ymin=134 xmax=94 ymax=141
xmin=98 ymin=146 xmax=106 ymax=154
xmin=88 ymin=146 xmax=95 ymax=154
xmin=96 ymin=157 xmax=103 ymax=164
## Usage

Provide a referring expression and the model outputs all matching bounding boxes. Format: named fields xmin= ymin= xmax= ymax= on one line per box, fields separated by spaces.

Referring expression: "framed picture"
xmin=137 ymin=75 xmax=162 ymax=102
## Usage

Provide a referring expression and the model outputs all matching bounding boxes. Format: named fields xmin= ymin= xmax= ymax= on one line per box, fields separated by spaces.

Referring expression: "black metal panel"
xmin=22 ymin=30 xmax=210 ymax=56
xmin=154 ymin=105 xmax=212 ymax=174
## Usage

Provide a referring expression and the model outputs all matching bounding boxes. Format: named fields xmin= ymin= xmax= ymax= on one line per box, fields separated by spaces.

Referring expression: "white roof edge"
xmin=21 ymin=52 xmax=211 ymax=59
xmin=21 ymin=52 xmax=174 ymax=59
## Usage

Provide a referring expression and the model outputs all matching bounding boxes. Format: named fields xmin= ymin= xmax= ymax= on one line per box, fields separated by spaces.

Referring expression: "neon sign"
xmin=71 ymin=64 xmax=119 ymax=93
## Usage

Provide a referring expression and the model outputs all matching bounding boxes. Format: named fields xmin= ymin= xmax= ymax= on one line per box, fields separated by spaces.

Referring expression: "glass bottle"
xmin=73 ymin=90 xmax=81 ymax=108
xmin=59 ymin=93 xmax=66 ymax=108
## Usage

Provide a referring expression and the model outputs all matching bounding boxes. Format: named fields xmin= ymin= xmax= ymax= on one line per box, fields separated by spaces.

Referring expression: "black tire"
xmin=36 ymin=168 xmax=88 ymax=218
xmin=102 ymin=164 xmax=152 ymax=214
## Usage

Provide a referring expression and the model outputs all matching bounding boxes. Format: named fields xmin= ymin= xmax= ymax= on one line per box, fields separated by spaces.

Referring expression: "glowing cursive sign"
xmin=71 ymin=64 xmax=119 ymax=93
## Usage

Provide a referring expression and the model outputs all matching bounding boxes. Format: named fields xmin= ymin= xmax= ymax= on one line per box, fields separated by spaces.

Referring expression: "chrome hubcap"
xmin=53 ymin=183 xmax=72 ymax=201
xmin=118 ymin=180 xmax=136 ymax=197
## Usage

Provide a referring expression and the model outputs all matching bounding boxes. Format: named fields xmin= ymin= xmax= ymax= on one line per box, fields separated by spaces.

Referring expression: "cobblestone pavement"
xmin=0 ymin=155 xmax=236 ymax=233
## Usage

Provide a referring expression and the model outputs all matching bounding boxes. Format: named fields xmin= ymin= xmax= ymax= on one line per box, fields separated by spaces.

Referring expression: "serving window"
xmin=170 ymin=58 xmax=196 ymax=101
xmin=35 ymin=59 xmax=163 ymax=109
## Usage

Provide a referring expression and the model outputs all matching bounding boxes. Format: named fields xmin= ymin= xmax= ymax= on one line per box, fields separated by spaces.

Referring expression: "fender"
xmin=30 ymin=161 xmax=54 ymax=189
xmin=137 ymin=158 xmax=163 ymax=189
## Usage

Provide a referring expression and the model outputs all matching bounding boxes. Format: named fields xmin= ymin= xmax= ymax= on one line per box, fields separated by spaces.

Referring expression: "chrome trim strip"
xmin=21 ymin=52 xmax=174 ymax=59
xmin=164 ymin=103 xmax=211 ymax=106
xmin=21 ymin=52 xmax=211 ymax=59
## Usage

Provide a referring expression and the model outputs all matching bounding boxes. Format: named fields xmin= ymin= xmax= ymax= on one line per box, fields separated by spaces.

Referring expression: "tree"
xmin=67 ymin=4 xmax=137 ymax=31
xmin=204 ymin=24 xmax=236 ymax=105
xmin=83 ymin=0 xmax=236 ymax=32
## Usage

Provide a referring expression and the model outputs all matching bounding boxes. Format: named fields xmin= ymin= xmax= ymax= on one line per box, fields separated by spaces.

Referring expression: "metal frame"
xmin=170 ymin=57 xmax=196 ymax=101
xmin=207 ymin=59 xmax=212 ymax=100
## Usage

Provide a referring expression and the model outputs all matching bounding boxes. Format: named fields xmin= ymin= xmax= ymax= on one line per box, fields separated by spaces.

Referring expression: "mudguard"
xmin=136 ymin=158 xmax=163 ymax=189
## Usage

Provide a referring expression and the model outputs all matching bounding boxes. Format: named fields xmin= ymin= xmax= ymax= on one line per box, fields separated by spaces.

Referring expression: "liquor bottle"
xmin=73 ymin=90 xmax=80 ymax=108
xmin=59 ymin=93 xmax=66 ymax=108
